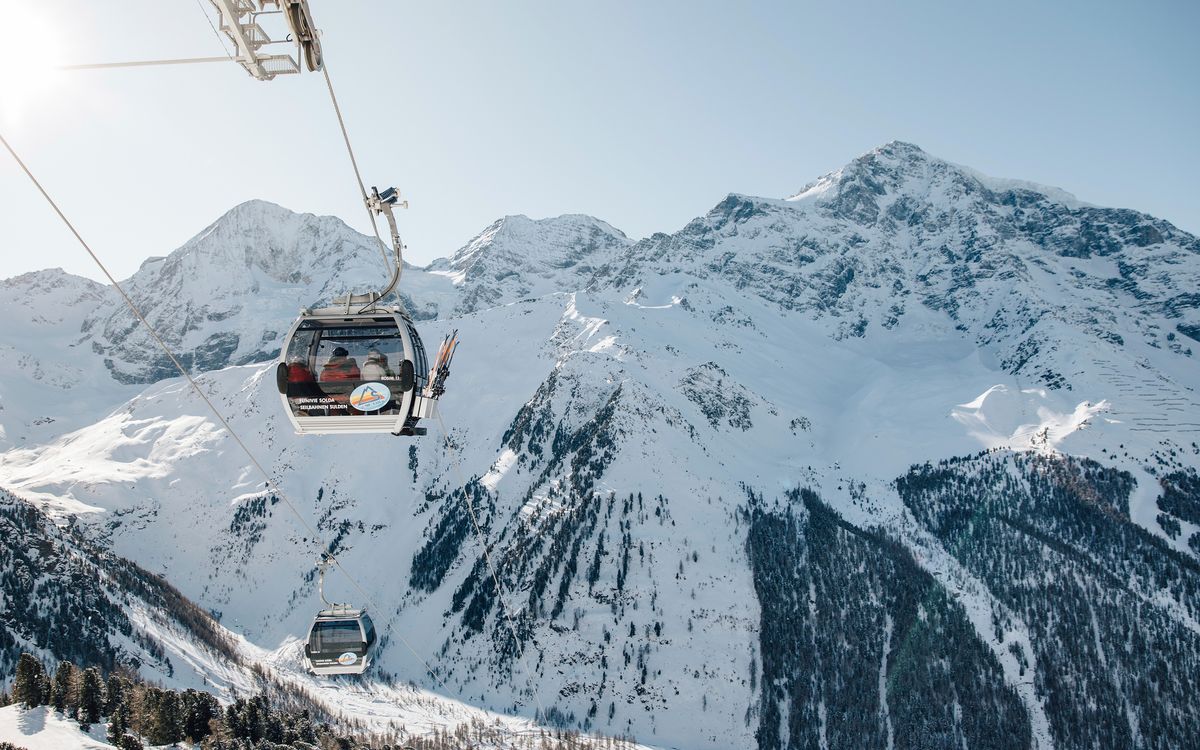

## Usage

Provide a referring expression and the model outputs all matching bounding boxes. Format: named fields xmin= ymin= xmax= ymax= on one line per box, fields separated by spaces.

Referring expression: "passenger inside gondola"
xmin=361 ymin=349 xmax=394 ymax=380
xmin=321 ymin=347 xmax=360 ymax=381
xmin=286 ymin=356 xmax=315 ymax=383
xmin=280 ymin=317 xmax=421 ymax=422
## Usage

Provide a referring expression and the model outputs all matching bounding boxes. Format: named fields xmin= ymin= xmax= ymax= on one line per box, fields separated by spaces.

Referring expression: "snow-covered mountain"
xmin=0 ymin=270 xmax=136 ymax=450
xmin=593 ymin=141 xmax=1199 ymax=386
xmin=0 ymin=202 xmax=630 ymax=447
xmin=427 ymin=214 xmax=632 ymax=315
xmin=2 ymin=142 xmax=1199 ymax=749
xmin=84 ymin=202 xmax=633 ymax=386
xmin=83 ymin=199 xmax=443 ymax=385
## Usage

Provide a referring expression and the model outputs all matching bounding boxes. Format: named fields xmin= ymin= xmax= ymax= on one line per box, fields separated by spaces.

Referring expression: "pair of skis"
xmin=426 ymin=329 xmax=459 ymax=399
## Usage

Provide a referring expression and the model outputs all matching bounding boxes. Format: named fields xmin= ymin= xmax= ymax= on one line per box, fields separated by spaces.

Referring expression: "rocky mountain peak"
xmin=79 ymin=200 xmax=396 ymax=384
xmin=0 ymin=267 xmax=105 ymax=301
xmin=146 ymin=199 xmax=384 ymax=291
xmin=214 ymin=197 xmax=295 ymax=222
xmin=428 ymin=213 xmax=632 ymax=315
xmin=839 ymin=139 xmax=935 ymax=182
xmin=438 ymin=213 xmax=629 ymax=277
xmin=786 ymin=140 xmax=1090 ymax=223
xmin=591 ymin=141 xmax=1200 ymax=391
xmin=0 ymin=268 xmax=108 ymax=330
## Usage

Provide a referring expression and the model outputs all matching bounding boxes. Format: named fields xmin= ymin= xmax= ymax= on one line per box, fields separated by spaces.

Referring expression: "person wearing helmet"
xmin=360 ymin=349 xmax=395 ymax=380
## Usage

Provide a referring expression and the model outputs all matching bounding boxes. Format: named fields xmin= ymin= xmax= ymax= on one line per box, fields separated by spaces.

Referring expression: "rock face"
xmin=2 ymin=143 xmax=1199 ymax=750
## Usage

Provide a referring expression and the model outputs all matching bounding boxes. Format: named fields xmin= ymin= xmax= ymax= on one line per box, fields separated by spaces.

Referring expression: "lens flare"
xmin=0 ymin=5 xmax=65 ymax=126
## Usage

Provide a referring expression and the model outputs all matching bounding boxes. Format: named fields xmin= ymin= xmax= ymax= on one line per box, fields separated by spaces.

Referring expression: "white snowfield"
xmin=1 ymin=141 xmax=1198 ymax=749
xmin=0 ymin=706 xmax=116 ymax=750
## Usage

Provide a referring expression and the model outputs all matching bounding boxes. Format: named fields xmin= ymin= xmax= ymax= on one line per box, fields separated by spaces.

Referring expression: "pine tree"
xmin=138 ymin=687 xmax=183 ymax=746
xmin=180 ymin=689 xmax=219 ymax=742
xmin=107 ymin=703 xmax=129 ymax=747
xmin=36 ymin=673 xmax=51 ymax=709
xmin=50 ymin=662 xmax=77 ymax=714
xmin=12 ymin=654 xmax=46 ymax=708
xmin=0 ymin=691 xmax=9 ymax=707
xmin=104 ymin=673 xmax=128 ymax=717
xmin=76 ymin=667 xmax=105 ymax=731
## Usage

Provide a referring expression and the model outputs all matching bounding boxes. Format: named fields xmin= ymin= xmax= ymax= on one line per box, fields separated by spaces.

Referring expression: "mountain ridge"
xmin=2 ymin=142 xmax=1199 ymax=749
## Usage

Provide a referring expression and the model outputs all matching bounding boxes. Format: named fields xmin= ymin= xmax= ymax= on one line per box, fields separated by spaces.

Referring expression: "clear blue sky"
xmin=1 ymin=0 xmax=1197 ymax=282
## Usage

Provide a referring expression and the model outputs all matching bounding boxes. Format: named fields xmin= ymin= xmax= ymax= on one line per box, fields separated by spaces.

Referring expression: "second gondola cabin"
xmin=276 ymin=300 xmax=434 ymax=435
xmin=304 ymin=606 xmax=376 ymax=675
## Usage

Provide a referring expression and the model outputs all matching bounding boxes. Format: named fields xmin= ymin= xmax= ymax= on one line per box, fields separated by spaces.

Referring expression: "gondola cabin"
xmin=304 ymin=606 xmax=376 ymax=676
xmin=276 ymin=304 xmax=435 ymax=435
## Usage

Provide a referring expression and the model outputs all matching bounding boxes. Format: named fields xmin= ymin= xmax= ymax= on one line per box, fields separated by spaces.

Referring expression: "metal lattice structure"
xmin=208 ymin=0 xmax=323 ymax=80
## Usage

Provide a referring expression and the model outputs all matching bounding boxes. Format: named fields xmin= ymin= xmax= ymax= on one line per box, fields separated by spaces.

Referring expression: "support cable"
xmin=59 ymin=57 xmax=231 ymax=70
xmin=319 ymin=62 xmax=397 ymax=282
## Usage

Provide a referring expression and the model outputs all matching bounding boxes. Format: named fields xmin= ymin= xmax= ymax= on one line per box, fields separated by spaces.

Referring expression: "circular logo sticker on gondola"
xmin=337 ymin=652 xmax=358 ymax=666
xmin=350 ymin=382 xmax=391 ymax=412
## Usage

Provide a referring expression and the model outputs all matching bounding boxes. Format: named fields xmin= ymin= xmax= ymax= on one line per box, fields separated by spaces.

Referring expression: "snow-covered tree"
xmin=135 ymin=686 xmax=184 ymax=746
xmin=118 ymin=734 xmax=143 ymax=750
xmin=180 ymin=688 xmax=220 ymax=743
xmin=11 ymin=654 xmax=46 ymax=708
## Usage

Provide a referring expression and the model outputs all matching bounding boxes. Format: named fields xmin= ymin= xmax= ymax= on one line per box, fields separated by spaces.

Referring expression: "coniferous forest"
xmin=896 ymin=453 xmax=1200 ymax=750
xmin=739 ymin=453 xmax=1200 ymax=750
xmin=1 ymin=652 xmax=637 ymax=750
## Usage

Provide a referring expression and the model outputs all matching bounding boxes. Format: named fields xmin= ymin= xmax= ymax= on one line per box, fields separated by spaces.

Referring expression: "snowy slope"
xmin=2 ymin=142 xmax=1199 ymax=749
xmin=0 ymin=270 xmax=136 ymax=451
xmin=0 ymin=705 xmax=117 ymax=750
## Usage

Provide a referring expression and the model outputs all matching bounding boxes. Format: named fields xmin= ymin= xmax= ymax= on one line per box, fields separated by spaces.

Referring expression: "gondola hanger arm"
xmin=364 ymin=185 xmax=408 ymax=301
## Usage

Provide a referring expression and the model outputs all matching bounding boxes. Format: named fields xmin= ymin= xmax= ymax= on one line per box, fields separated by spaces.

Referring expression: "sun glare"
xmin=0 ymin=5 xmax=66 ymax=126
